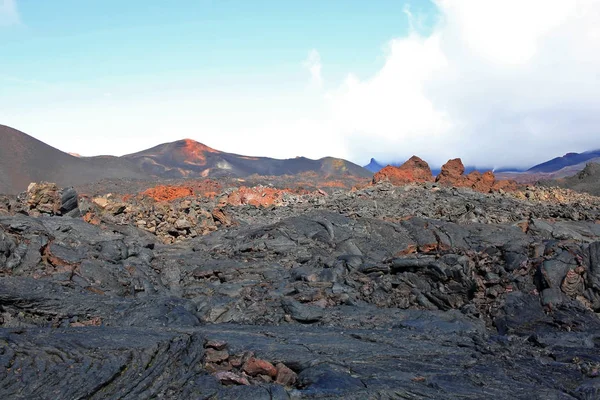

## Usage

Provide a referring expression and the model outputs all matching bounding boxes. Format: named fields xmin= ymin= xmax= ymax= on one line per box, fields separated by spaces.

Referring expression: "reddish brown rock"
xmin=204 ymin=348 xmax=229 ymax=363
xmin=212 ymin=208 xmax=232 ymax=226
xmin=275 ymin=363 xmax=297 ymax=386
xmin=229 ymin=356 xmax=243 ymax=368
xmin=213 ymin=371 xmax=250 ymax=386
xmin=372 ymin=156 xmax=434 ymax=185
xmin=242 ymin=357 xmax=277 ymax=377
xmin=205 ymin=339 xmax=228 ymax=351
xmin=435 ymin=158 xmax=518 ymax=193
xmin=83 ymin=211 xmax=101 ymax=226
xmin=436 ymin=158 xmax=465 ymax=185
xmin=24 ymin=182 xmax=61 ymax=216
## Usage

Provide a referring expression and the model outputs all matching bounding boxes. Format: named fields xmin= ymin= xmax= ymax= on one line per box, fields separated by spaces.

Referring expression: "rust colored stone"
xmin=396 ymin=245 xmax=418 ymax=256
xmin=275 ymin=363 xmax=297 ymax=386
xmin=212 ymin=208 xmax=232 ymax=226
xmin=205 ymin=339 xmax=228 ymax=351
xmin=204 ymin=349 xmax=229 ymax=363
xmin=435 ymin=158 xmax=518 ymax=193
xmin=242 ymin=357 xmax=277 ymax=377
xmin=25 ymin=182 xmax=61 ymax=215
xmin=372 ymin=156 xmax=434 ymax=185
xmin=83 ymin=212 xmax=101 ymax=225
xmin=517 ymin=220 xmax=530 ymax=233
xmin=436 ymin=158 xmax=465 ymax=185
xmin=141 ymin=185 xmax=194 ymax=202
xmin=213 ymin=371 xmax=250 ymax=386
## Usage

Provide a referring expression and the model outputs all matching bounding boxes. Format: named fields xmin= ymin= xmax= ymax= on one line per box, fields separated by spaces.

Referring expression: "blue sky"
xmin=1 ymin=0 xmax=600 ymax=168
xmin=2 ymin=1 xmax=435 ymax=89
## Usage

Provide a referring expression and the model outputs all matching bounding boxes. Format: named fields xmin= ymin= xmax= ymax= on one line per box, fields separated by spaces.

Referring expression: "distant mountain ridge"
xmin=527 ymin=150 xmax=600 ymax=173
xmin=364 ymin=158 xmax=395 ymax=173
xmin=0 ymin=125 xmax=149 ymax=195
xmin=123 ymin=138 xmax=372 ymax=180
xmin=3 ymin=123 xmax=599 ymax=195
xmin=0 ymin=125 xmax=371 ymax=194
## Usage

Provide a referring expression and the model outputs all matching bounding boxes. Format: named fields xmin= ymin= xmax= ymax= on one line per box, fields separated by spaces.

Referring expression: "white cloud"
xmin=303 ymin=49 xmax=323 ymax=88
xmin=2 ymin=0 xmax=600 ymax=170
xmin=0 ymin=0 xmax=20 ymax=27
xmin=329 ymin=0 xmax=600 ymax=168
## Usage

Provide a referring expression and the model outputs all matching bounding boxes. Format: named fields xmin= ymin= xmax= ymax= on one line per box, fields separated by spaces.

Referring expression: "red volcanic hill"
xmin=0 ymin=126 xmax=372 ymax=194
xmin=123 ymin=138 xmax=372 ymax=179
xmin=0 ymin=125 xmax=149 ymax=194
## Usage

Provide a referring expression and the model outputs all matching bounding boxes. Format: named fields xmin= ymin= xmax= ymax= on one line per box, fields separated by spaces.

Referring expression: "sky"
xmin=1 ymin=0 xmax=599 ymax=169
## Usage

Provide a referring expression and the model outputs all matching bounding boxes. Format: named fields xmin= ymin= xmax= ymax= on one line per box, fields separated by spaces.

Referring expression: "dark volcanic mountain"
xmin=123 ymin=138 xmax=372 ymax=179
xmin=364 ymin=158 xmax=389 ymax=173
xmin=0 ymin=125 xmax=372 ymax=194
xmin=527 ymin=149 xmax=600 ymax=173
xmin=495 ymin=151 xmax=600 ymax=183
xmin=0 ymin=125 xmax=149 ymax=194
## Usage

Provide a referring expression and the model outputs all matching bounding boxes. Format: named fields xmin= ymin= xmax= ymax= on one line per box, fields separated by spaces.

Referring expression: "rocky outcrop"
xmin=435 ymin=158 xmax=465 ymax=184
xmin=15 ymin=182 xmax=80 ymax=217
xmin=22 ymin=182 xmax=61 ymax=215
xmin=372 ymin=156 xmax=434 ymax=185
xmin=436 ymin=158 xmax=518 ymax=193
xmin=372 ymin=157 xmax=518 ymax=193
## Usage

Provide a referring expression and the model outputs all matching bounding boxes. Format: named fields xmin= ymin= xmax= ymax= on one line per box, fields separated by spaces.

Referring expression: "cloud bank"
xmin=328 ymin=0 xmax=600 ymax=168
xmin=0 ymin=0 xmax=20 ymax=26
xmin=2 ymin=0 xmax=600 ymax=169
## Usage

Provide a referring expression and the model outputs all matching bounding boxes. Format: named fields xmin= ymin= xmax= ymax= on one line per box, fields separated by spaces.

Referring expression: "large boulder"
xmin=372 ymin=156 xmax=434 ymax=185
xmin=465 ymin=170 xmax=496 ymax=192
xmin=22 ymin=182 xmax=61 ymax=216
xmin=60 ymin=187 xmax=80 ymax=217
xmin=14 ymin=182 xmax=80 ymax=217
xmin=435 ymin=159 xmax=518 ymax=193
xmin=435 ymin=158 xmax=465 ymax=185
